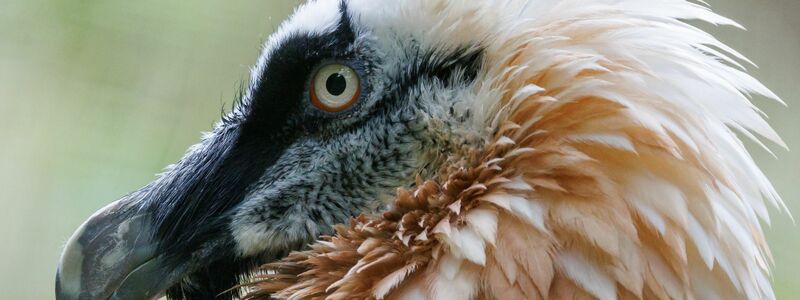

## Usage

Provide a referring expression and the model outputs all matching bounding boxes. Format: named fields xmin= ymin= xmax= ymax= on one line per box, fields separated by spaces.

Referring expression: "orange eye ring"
xmin=310 ymin=64 xmax=361 ymax=113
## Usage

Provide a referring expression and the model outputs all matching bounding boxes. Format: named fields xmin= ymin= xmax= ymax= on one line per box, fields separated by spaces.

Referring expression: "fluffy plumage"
xmin=245 ymin=0 xmax=786 ymax=299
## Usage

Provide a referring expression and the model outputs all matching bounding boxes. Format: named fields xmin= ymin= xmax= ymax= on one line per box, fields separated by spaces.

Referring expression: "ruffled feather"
xmin=245 ymin=0 xmax=785 ymax=299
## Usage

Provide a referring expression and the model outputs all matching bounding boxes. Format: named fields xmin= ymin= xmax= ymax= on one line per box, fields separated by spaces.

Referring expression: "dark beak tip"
xmin=56 ymin=212 xmax=97 ymax=300
xmin=55 ymin=199 xmax=163 ymax=300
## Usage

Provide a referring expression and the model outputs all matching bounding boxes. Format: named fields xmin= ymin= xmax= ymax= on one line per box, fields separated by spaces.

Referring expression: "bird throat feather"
xmin=244 ymin=0 xmax=786 ymax=299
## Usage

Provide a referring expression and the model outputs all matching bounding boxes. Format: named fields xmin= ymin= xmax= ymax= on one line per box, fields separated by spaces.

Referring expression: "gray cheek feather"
xmin=230 ymin=106 xmax=431 ymax=256
xmin=229 ymin=62 xmax=484 ymax=258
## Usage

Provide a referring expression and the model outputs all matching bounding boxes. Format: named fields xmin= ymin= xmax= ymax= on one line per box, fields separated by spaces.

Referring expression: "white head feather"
xmin=250 ymin=1 xmax=788 ymax=299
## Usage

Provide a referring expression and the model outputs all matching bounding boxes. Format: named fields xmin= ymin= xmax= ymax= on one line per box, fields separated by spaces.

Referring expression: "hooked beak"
xmin=55 ymin=122 xmax=289 ymax=299
xmin=55 ymin=195 xmax=189 ymax=300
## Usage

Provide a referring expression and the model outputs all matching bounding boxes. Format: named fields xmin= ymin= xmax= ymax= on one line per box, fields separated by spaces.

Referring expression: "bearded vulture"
xmin=56 ymin=0 xmax=788 ymax=299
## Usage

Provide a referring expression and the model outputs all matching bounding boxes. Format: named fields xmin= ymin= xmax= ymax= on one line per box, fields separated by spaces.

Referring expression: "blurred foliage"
xmin=0 ymin=1 xmax=796 ymax=299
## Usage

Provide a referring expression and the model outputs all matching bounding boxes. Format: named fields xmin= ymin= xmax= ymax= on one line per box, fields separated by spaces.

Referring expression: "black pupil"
xmin=325 ymin=73 xmax=347 ymax=96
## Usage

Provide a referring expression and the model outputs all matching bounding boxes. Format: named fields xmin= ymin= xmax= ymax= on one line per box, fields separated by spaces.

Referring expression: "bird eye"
xmin=310 ymin=63 xmax=361 ymax=113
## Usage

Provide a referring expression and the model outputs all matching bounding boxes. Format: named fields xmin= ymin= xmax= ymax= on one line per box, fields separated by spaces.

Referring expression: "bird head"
xmin=57 ymin=0 xmax=785 ymax=299
xmin=56 ymin=1 xmax=488 ymax=299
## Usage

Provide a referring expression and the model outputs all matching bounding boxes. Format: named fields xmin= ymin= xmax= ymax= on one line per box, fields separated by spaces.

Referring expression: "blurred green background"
xmin=0 ymin=1 xmax=796 ymax=299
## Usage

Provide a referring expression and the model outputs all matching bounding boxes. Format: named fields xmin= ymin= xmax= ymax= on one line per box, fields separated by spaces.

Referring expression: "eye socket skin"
xmin=310 ymin=63 xmax=361 ymax=113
